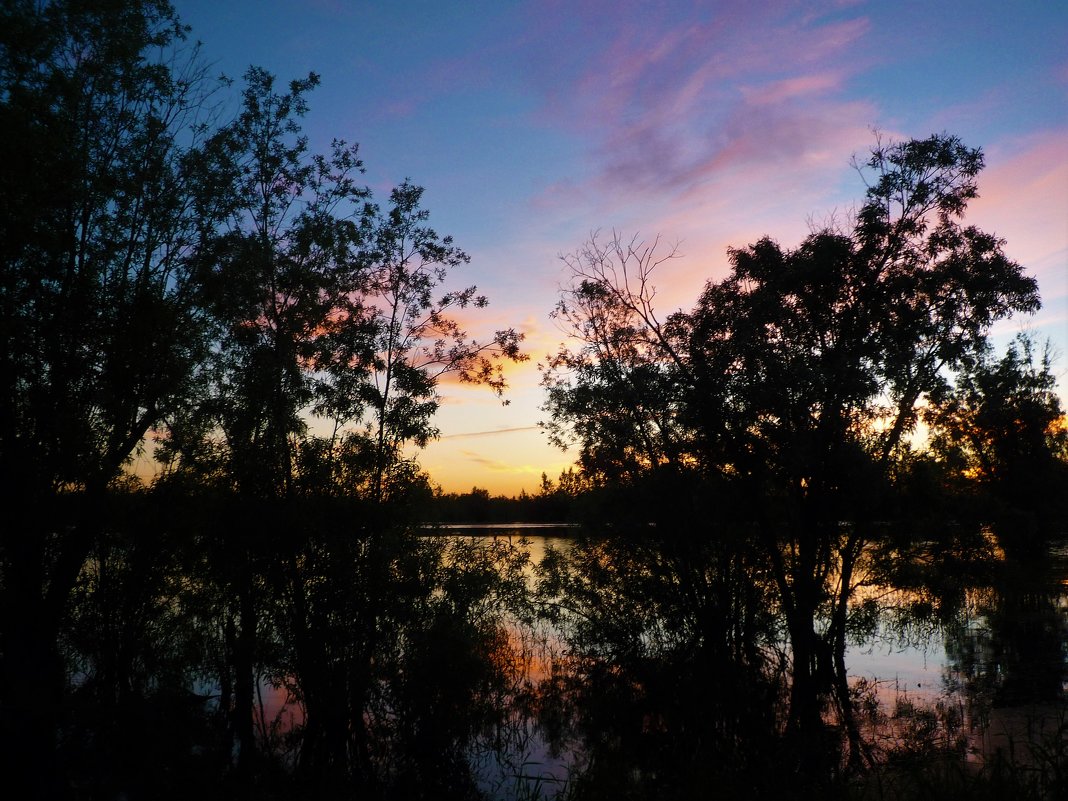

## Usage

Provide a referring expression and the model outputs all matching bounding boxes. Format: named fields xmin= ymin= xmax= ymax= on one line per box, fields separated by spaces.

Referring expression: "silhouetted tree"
xmin=0 ymin=2 xmax=228 ymax=794
xmin=541 ymin=234 xmax=691 ymax=483
xmin=162 ymin=73 xmax=525 ymax=503
xmin=354 ymin=182 xmax=526 ymax=501
xmin=542 ymin=134 xmax=1041 ymax=775
xmin=1 ymin=2 xmax=533 ymax=797
xmin=925 ymin=334 xmax=1068 ymax=550
xmin=141 ymin=66 xmax=378 ymax=779
xmin=148 ymin=64 xmax=528 ymax=792
xmin=156 ymin=67 xmax=373 ymax=498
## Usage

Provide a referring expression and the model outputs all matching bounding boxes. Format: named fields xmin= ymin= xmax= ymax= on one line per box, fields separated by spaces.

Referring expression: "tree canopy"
xmin=541 ymin=133 xmax=1049 ymax=762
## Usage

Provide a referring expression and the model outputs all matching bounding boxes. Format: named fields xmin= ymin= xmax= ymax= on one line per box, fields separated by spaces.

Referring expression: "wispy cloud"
xmin=520 ymin=1 xmax=876 ymax=221
xmin=443 ymin=426 xmax=541 ymax=440
xmin=459 ymin=450 xmax=544 ymax=473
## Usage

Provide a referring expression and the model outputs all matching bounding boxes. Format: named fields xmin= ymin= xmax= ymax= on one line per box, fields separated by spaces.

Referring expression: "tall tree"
xmin=0 ymin=2 xmax=227 ymax=794
xmin=164 ymin=71 xmax=526 ymax=504
xmin=179 ymin=66 xmax=379 ymax=777
xmin=355 ymin=181 xmax=526 ymax=501
xmin=542 ymin=134 xmax=1041 ymax=770
xmin=153 ymin=66 xmax=527 ymax=781
xmin=171 ymin=66 xmax=375 ymax=500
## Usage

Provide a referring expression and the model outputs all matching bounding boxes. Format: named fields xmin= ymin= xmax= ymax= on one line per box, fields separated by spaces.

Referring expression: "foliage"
xmin=159 ymin=67 xmax=376 ymax=499
xmin=157 ymin=69 xmax=525 ymax=503
xmin=541 ymin=234 xmax=691 ymax=482
xmin=0 ymin=2 xmax=229 ymax=794
xmin=0 ymin=0 xmax=224 ymax=495
xmin=0 ymin=3 xmax=526 ymax=796
xmin=2 ymin=2 xmax=1063 ymax=795
xmin=541 ymin=134 xmax=1043 ymax=769
xmin=356 ymin=181 xmax=526 ymax=500
xmin=925 ymin=335 xmax=1068 ymax=532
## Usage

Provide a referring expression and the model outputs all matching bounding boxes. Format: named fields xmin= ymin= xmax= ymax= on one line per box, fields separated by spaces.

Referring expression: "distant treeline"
xmin=424 ymin=471 xmax=587 ymax=523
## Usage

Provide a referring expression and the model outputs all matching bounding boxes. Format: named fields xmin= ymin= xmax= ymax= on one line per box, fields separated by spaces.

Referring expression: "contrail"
xmin=439 ymin=426 xmax=541 ymax=440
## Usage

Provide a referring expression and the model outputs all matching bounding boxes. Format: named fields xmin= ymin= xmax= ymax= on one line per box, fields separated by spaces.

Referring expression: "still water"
xmin=443 ymin=524 xmax=1068 ymax=794
xmin=255 ymin=524 xmax=1066 ymax=798
xmin=448 ymin=528 xmax=954 ymax=690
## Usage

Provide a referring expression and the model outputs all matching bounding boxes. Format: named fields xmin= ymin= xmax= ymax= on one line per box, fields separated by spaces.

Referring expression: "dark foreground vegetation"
xmin=2 ymin=2 xmax=1066 ymax=799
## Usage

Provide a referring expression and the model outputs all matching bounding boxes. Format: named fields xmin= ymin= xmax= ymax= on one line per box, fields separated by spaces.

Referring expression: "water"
xmin=449 ymin=526 xmax=1068 ymax=786
xmin=245 ymin=525 xmax=1068 ymax=798
xmin=441 ymin=528 xmax=947 ymax=692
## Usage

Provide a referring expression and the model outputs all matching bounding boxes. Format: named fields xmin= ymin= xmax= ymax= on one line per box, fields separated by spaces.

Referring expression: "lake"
xmin=429 ymin=524 xmax=1068 ymax=796
xmin=247 ymin=523 xmax=1066 ymax=799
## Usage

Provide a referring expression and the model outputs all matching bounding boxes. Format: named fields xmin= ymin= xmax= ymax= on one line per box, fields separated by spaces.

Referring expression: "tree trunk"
xmin=2 ymin=492 xmax=102 ymax=799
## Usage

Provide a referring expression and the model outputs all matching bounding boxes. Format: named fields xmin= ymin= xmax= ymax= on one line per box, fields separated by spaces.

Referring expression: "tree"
xmin=925 ymin=334 xmax=1068 ymax=545
xmin=150 ymin=65 xmax=526 ymax=782
xmin=541 ymin=232 xmax=692 ymax=483
xmin=163 ymin=72 xmax=526 ymax=504
xmin=143 ymin=66 xmax=381 ymax=775
xmin=351 ymin=181 xmax=526 ymax=501
xmin=163 ymin=67 xmax=376 ymax=499
xmin=542 ymin=134 xmax=1041 ymax=771
xmin=0 ymin=1 xmax=227 ymax=793
xmin=0 ymin=3 xmax=528 ymax=794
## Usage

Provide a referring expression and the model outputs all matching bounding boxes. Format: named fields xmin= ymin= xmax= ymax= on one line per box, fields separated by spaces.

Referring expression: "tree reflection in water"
xmin=529 ymin=527 xmax=1067 ymax=800
xmin=943 ymin=545 xmax=1068 ymax=772
xmin=47 ymin=519 xmax=1068 ymax=799
xmin=533 ymin=530 xmax=787 ymax=798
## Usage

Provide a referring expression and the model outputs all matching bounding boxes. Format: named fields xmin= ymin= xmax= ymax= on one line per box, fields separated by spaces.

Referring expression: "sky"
xmin=172 ymin=0 xmax=1068 ymax=496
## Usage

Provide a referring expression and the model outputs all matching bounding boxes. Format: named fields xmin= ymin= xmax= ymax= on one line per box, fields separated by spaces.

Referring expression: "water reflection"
xmin=520 ymin=529 xmax=1066 ymax=798
xmin=427 ymin=526 xmax=575 ymax=798
xmin=941 ymin=548 xmax=1068 ymax=772
xmin=53 ymin=523 xmax=1067 ymax=799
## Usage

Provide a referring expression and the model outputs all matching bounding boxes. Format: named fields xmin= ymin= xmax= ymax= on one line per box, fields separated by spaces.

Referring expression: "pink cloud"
xmin=524 ymin=2 xmax=867 ymax=115
xmin=680 ymin=98 xmax=874 ymax=188
xmin=739 ymin=73 xmax=843 ymax=106
xmin=652 ymin=129 xmax=1068 ymax=348
xmin=523 ymin=1 xmax=875 ymax=212
xmin=968 ymin=130 xmax=1068 ymax=302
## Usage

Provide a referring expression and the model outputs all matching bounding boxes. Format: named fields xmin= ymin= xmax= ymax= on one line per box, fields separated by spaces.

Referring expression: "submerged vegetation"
xmin=1 ymin=2 xmax=1066 ymax=799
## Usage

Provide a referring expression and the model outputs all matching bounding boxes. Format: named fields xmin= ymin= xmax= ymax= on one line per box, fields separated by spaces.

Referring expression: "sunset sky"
xmin=173 ymin=0 xmax=1068 ymax=495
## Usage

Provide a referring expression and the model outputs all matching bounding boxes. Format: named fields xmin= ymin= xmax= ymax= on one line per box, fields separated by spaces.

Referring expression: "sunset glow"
xmin=176 ymin=0 xmax=1068 ymax=495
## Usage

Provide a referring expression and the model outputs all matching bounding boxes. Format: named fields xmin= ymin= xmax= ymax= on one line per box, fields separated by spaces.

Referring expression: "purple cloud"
xmin=521 ymin=1 xmax=873 ymax=203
